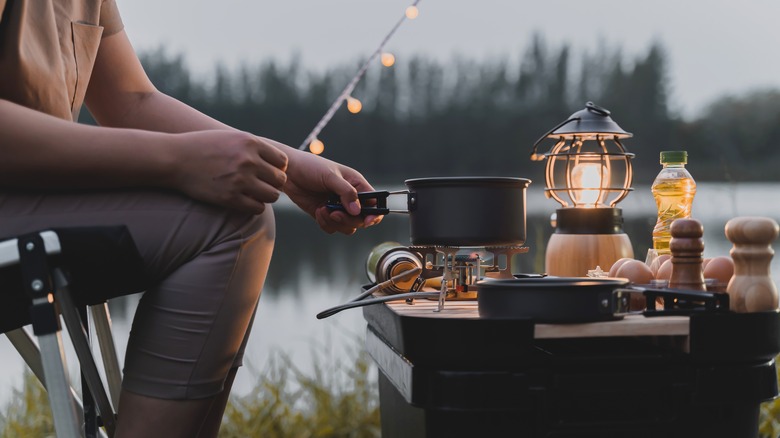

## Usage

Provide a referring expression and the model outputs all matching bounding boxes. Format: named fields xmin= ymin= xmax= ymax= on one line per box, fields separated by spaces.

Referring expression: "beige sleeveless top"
xmin=0 ymin=0 xmax=124 ymax=121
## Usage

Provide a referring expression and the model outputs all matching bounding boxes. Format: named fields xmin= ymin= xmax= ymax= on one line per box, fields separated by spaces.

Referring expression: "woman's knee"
xmin=228 ymin=206 xmax=276 ymax=246
xmin=132 ymin=199 xmax=276 ymax=282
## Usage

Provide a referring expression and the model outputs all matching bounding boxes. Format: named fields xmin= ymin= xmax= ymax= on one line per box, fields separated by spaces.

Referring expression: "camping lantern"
xmin=530 ymin=102 xmax=635 ymax=277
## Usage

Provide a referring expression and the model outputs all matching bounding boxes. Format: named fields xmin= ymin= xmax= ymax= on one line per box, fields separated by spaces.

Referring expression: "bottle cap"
xmin=660 ymin=151 xmax=687 ymax=164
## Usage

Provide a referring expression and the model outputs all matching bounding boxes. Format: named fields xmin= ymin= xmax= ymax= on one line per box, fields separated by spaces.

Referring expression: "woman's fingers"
xmin=315 ymin=207 xmax=361 ymax=235
xmin=169 ymin=130 xmax=296 ymax=213
xmin=255 ymin=138 xmax=289 ymax=172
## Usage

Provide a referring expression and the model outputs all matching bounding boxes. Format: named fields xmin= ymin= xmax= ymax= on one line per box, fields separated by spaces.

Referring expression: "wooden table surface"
xmin=384 ymin=299 xmax=691 ymax=339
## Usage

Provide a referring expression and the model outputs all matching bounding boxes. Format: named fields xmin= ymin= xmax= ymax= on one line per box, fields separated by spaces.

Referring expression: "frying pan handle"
xmin=326 ymin=190 xmax=409 ymax=216
xmin=619 ymin=287 xmax=731 ymax=316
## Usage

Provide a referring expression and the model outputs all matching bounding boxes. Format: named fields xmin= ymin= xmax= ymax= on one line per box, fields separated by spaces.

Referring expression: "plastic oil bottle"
xmin=651 ymin=151 xmax=697 ymax=255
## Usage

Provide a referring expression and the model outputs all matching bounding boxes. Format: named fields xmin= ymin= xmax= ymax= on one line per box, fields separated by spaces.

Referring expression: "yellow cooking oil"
xmin=651 ymin=151 xmax=696 ymax=255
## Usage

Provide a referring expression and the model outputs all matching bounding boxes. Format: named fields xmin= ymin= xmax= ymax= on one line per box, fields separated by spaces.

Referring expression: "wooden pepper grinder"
xmin=725 ymin=216 xmax=780 ymax=313
xmin=668 ymin=218 xmax=706 ymax=291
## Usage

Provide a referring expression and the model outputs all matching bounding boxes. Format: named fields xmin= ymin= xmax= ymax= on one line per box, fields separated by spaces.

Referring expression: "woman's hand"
xmin=168 ymin=130 xmax=289 ymax=213
xmin=277 ymin=144 xmax=382 ymax=235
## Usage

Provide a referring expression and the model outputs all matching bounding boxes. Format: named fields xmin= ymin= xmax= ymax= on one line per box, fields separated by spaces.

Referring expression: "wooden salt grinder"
xmin=725 ymin=217 xmax=780 ymax=313
xmin=668 ymin=218 xmax=706 ymax=291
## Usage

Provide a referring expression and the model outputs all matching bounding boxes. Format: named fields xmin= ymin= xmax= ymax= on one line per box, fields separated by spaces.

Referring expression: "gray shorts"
xmin=0 ymin=189 xmax=275 ymax=400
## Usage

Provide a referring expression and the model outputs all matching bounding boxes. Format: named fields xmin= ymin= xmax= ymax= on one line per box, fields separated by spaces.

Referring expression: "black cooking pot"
xmin=329 ymin=177 xmax=531 ymax=247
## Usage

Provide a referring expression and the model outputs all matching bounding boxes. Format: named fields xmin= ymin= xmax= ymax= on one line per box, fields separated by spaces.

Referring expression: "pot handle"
xmin=326 ymin=190 xmax=410 ymax=216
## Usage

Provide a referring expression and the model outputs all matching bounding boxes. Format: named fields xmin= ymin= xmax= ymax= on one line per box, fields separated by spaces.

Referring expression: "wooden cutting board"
xmin=384 ymin=300 xmax=690 ymax=339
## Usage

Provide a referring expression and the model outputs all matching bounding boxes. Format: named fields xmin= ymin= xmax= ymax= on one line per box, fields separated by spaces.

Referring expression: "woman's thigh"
xmin=0 ymin=189 xmax=276 ymax=399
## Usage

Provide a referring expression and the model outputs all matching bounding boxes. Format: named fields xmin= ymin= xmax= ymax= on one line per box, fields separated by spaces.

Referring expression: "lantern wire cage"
xmin=543 ymin=134 xmax=634 ymax=208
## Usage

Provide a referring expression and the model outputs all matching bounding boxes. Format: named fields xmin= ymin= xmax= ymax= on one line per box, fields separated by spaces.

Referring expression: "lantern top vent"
xmin=552 ymin=102 xmax=632 ymax=139
xmin=531 ymin=102 xmax=632 ymax=161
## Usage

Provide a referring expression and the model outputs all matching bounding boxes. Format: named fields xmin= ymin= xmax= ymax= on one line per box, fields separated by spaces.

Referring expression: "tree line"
xmin=124 ymin=35 xmax=780 ymax=185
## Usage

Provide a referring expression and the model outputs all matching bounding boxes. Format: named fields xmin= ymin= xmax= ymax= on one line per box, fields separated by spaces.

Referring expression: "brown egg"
xmin=609 ymin=257 xmax=635 ymax=278
xmin=656 ymin=259 xmax=673 ymax=280
xmin=701 ymin=258 xmax=712 ymax=270
xmin=615 ymin=260 xmax=655 ymax=285
xmin=649 ymin=254 xmax=671 ymax=277
xmin=703 ymin=256 xmax=735 ymax=286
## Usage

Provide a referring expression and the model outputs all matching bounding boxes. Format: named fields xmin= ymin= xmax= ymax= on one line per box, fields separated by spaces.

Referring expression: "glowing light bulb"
xmin=405 ymin=5 xmax=419 ymax=19
xmin=309 ymin=138 xmax=325 ymax=155
xmin=381 ymin=52 xmax=396 ymax=67
xmin=347 ymin=96 xmax=362 ymax=114
xmin=571 ymin=162 xmax=609 ymax=207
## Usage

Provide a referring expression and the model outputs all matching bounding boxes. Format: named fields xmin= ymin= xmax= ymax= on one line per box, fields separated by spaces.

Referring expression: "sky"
xmin=119 ymin=0 xmax=780 ymax=118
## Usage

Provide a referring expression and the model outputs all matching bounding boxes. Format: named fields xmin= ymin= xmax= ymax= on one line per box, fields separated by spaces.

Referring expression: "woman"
xmin=0 ymin=0 xmax=380 ymax=436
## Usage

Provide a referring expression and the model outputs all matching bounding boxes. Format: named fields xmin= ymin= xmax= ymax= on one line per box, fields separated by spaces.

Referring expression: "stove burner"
xmin=410 ymin=245 xmax=529 ymax=311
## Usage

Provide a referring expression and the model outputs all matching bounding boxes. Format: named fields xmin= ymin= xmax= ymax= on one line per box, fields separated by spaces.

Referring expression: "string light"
xmin=346 ymin=96 xmax=363 ymax=114
xmin=309 ymin=138 xmax=325 ymax=155
xmin=381 ymin=52 xmax=396 ymax=67
xmin=298 ymin=0 xmax=422 ymax=151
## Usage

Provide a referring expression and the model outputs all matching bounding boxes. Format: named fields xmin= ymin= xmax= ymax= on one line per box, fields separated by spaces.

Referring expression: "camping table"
xmin=362 ymin=300 xmax=780 ymax=438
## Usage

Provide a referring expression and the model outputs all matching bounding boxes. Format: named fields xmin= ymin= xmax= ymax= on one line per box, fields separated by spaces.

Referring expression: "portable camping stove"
xmin=369 ymin=245 xmax=528 ymax=310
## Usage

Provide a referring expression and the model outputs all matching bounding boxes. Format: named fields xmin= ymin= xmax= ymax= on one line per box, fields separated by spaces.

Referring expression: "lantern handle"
xmin=585 ymin=101 xmax=610 ymax=116
xmin=529 ymin=116 xmax=580 ymax=161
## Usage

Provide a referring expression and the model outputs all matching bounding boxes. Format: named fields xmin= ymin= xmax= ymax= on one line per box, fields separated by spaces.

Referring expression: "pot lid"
xmin=405 ymin=176 xmax=531 ymax=188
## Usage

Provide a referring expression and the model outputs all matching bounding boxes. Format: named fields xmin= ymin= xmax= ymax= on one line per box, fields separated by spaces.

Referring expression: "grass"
xmin=220 ymin=349 xmax=380 ymax=438
xmin=4 ymin=345 xmax=780 ymax=438
xmin=760 ymin=361 xmax=780 ymax=438
xmin=0 ymin=348 xmax=380 ymax=438
xmin=0 ymin=371 xmax=54 ymax=438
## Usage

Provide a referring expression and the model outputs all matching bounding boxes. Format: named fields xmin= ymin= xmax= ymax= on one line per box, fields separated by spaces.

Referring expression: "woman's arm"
xmin=0 ymin=97 xmax=175 ymax=188
xmin=81 ymin=29 xmax=378 ymax=232
xmin=0 ymin=98 xmax=287 ymax=213
xmin=84 ymin=30 xmax=231 ymax=133
xmin=0 ymin=27 xmax=290 ymax=213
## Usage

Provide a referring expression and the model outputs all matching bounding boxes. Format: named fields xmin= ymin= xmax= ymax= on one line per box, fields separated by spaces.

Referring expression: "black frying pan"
xmin=317 ymin=275 xmax=729 ymax=322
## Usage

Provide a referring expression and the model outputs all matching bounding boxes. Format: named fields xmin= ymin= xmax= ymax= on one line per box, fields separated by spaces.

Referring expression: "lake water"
xmin=1 ymin=182 xmax=779 ymax=405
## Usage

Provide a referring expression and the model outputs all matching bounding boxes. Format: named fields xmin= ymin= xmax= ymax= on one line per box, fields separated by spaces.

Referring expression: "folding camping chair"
xmin=0 ymin=227 xmax=146 ymax=438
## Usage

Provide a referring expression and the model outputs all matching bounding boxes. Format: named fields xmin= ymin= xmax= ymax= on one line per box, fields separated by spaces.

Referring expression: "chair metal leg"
xmin=7 ymin=328 xmax=113 ymax=438
xmin=55 ymin=269 xmax=117 ymax=438
xmin=90 ymin=303 xmax=123 ymax=410
xmin=5 ymin=328 xmax=89 ymax=425
xmin=8 ymin=230 xmax=124 ymax=438
xmin=38 ymin=332 xmax=82 ymax=438
xmin=6 ymin=328 xmax=47 ymax=386
xmin=14 ymin=232 xmax=82 ymax=438
xmin=80 ymin=306 xmax=99 ymax=438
